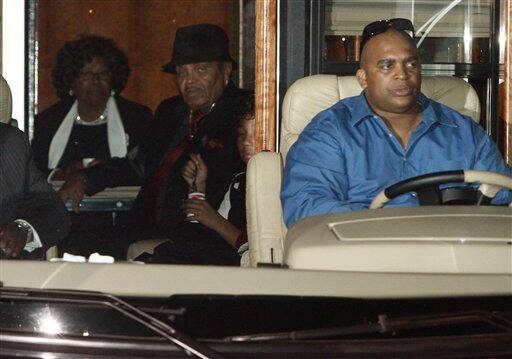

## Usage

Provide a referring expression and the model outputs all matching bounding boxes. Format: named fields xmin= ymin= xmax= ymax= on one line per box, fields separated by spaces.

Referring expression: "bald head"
xmin=356 ymin=29 xmax=421 ymax=118
xmin=360 ymin=29 xmax=417 ymax=68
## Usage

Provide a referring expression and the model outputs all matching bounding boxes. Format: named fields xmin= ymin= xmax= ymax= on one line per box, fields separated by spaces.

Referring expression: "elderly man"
xmin=281 ymin=18 xmax=512 ymax=228
xmin=59 ymin=24 xmax=249 ymax=263
xmin=0 ymin=123 xmax=70 ymax=259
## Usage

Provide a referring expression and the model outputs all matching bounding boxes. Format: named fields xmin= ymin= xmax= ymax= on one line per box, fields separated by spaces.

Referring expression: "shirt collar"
xmin=418 ymin=93 xmax=458 ymax=128
xmin=350 ymin=92 xmax=375 ymax=126
xmin=350 ymin=92 xmax=458 ymax=128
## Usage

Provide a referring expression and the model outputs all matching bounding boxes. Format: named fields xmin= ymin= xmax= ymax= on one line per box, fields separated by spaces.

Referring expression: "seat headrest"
xmin=281 ymin=75 xmax=481 ymax=158
xmin=0 ymin=76 xmax=13 ymax=124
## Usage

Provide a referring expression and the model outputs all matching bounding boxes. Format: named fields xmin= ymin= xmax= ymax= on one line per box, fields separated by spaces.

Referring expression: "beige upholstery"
xmin=0 ymin=75 xmax=13 ymax=124
xmin=245 ymin=75 xmax=481 ymax=267
xmin=126 ymin=238 xmax=168 ymax=261
xmin=45 ymin=246 xmax=58 ymax=259
xmin=245 ymin=152 xmax=287 ymax=266
xmin=281 ymin=75 xmax=480 ymax=159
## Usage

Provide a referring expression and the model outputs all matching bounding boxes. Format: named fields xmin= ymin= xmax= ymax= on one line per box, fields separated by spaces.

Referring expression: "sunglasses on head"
xmin=360 ymin=18 xmax=415 ymax=54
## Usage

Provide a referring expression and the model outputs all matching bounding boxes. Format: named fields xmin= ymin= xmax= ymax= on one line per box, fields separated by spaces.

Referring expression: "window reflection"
xmin=24 ymin=0 xmax=256 ymax=266
xmin=29 ymin=0 xmax=255 ymax=134
xmin=324 ymin=0 xmax=492 ymax=64
xmin=0 ymin=301 xmax=157 ymax=337
xmin=38 ymin=313 xmax=63 ymax=335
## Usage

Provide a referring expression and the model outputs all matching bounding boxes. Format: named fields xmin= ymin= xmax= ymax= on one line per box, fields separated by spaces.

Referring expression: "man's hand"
xmin=182 ymin=199 xmax=223 ymax=230
xmin=181 ymin=154 xmax=208 ymax=192
xmin=50 ymin=160 xmax=85 ymax=181
xmin=58 ymin=175 xmax=86 ymax=213
xmin=0 ymin=222 xmax=28 ymax=258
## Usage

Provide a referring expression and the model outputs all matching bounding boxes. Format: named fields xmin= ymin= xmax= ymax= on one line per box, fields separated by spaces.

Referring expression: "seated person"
xmin=142 ymin=95 xmax=255 ymax=264
xmin=58 ymin=25 xmax=250 ymax=260
xmin=281 ymin=18 xmax=512 ymax=228
xmin=0 ymin=123 xmax=70 ymax=259
xmin=32 ymin=34 xmax=151 ymax=180
xmin=31 ymin=34 xmax=152 ymax=257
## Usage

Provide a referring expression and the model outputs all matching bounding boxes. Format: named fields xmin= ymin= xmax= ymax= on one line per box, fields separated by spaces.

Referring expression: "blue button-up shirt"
xmin=281 ymin=92 xmax=512 ymax=228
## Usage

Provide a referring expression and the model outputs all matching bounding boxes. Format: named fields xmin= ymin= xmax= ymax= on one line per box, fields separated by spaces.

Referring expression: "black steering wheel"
xmin=370 ymin=170 xmax=512 ymax=209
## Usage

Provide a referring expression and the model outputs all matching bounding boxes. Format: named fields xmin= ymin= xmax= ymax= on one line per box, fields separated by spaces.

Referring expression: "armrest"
xmin=246 ymin=152 xmax=287 ymax=267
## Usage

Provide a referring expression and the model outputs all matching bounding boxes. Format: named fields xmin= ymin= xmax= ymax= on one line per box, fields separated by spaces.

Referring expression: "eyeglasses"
xmin=79 ymin=71 xmax=112 ymax=82
xmin=360 ymin=18 xmax=415 ymax=55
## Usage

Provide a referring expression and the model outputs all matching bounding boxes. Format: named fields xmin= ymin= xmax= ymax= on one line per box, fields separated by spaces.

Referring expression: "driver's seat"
xmin=244 ymin=75 xmax=481 ymax=267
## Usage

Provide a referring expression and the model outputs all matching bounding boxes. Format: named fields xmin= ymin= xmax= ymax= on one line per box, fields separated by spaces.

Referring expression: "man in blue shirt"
xmin=281 ymin=19 xmax=512 ymax=228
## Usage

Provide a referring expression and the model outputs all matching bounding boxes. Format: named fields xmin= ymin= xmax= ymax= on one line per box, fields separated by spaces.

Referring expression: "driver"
xmin=281 ymin=18 xmax=512 ymax=228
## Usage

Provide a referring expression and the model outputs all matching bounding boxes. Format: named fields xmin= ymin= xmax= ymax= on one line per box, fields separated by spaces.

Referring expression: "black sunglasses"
xmin=360 ymin=18 xmax=415 ymax=55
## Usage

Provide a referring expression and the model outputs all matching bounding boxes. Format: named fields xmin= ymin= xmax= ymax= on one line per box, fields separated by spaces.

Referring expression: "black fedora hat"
xmin=162 ymin=24 xmax=237 ymax=73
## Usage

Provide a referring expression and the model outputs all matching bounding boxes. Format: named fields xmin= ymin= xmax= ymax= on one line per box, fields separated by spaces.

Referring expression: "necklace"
xmin=75 ymin=110 xmax=108 ymax=126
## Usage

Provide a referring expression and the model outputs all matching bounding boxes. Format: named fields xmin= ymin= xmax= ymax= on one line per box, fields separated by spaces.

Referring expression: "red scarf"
xmin=143 ymin=110 xmax=207 ymax=225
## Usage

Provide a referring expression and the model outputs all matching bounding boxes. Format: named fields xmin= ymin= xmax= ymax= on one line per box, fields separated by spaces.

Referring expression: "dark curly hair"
xmin=232 ymin=94 xmax=255 ymax=125
xmin=52 ymin=34 xmax=130 ymax=99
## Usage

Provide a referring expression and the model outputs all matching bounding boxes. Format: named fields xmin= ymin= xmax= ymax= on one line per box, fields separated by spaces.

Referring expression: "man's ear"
xmin=222 ymin=62 xmax=233 ymax=83
xmin=356 ymin=69 xmax=367 ymax=89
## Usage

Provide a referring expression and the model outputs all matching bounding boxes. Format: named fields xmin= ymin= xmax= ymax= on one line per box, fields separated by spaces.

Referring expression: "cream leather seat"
xmin=126 ymin=238 xmax=168 ymax=261
xmin=0 ymin=75 xmax=13 ymax=124
xmin=244 ymin=75 xmax=481 ymax=267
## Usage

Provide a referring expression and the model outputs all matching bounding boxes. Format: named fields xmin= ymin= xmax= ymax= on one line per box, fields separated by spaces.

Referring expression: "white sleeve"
xmin=14 ymin=219 xmax=42 ymax=252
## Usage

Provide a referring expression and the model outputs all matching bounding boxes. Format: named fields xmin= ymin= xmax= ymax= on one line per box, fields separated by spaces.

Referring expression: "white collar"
xmin=47 ymin=96 xmax=127 ymax=169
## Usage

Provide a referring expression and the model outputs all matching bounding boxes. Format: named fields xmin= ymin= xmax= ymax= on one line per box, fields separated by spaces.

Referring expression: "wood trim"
xmin=254 ymin=0 xmax=277 ymax=152
xmin=505 ymin=0 xmax=512 ymax=164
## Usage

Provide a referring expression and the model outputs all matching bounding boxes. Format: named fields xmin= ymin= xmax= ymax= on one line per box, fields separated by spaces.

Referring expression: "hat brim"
xmin=162 ymin=56 xmax=238 ymax=73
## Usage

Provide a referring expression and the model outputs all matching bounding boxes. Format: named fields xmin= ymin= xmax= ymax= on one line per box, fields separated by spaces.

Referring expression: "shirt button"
xmin=388 ymin=133 xmax=393 ymax=138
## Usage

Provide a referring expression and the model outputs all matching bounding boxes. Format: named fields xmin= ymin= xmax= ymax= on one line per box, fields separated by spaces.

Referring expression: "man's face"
xmin=356 ymin=30 xmax=421 ymax=117
xmin=176 ymin=61 xmax=232 ymax=111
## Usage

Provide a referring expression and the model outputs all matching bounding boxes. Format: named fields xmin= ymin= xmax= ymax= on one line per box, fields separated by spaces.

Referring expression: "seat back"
xmin=245 ymin=75 xmax=481 ymax=267
xmin=281 ymin=75 xmax=480 ymax=159
xmin=0 ymin=75 xmax=13 ymax=124
xmin=245 ymin=151 xmax=287 ymax=266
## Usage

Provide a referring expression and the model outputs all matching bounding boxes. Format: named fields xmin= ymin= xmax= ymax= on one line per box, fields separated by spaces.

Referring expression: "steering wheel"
xmin=370 ymin=170 xmax=512 ymax=209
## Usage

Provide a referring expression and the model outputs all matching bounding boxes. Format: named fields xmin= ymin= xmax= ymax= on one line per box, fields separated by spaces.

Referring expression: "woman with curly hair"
xmin=31 ymin=34 xmax=152 ymax=257
xmin=32 ymin=34 xmax=152 ymax=181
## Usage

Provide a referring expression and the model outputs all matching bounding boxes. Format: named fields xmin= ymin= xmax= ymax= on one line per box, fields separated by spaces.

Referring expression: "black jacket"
xmin=0 ymin=123 xmax=70 ymax=250
xmin=149 ymin=171 xmax=247 ymax=266
xmin=32 ymin=95 xmax=152 ymax=176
